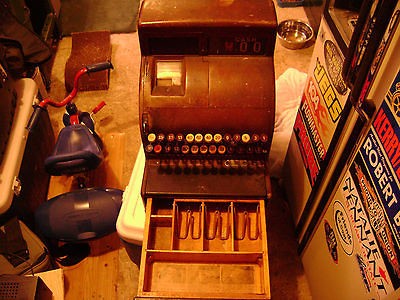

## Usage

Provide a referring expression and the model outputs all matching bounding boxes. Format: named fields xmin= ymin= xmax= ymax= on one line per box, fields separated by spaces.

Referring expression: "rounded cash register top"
xmin=138 ymin=0 xmax=277 ymax=28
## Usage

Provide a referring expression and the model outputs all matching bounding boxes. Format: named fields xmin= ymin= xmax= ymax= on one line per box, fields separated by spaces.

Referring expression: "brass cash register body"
xmin=136 ymin=0 xmax=277 ymax=298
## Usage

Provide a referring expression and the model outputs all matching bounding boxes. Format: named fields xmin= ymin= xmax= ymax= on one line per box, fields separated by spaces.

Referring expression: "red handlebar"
xmin=39 ymin=61 xmax=113 ymax=109
xmin=26 ymin=61 xmax=113 ymax=132
xmin=39 ymin=68 xmax=88 ymax=108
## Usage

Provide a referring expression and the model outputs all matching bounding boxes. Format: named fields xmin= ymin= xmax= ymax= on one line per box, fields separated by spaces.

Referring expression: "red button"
xmin=154 ymin=145 xmax=162 ymax=153
xmin=209 ymin=145 xmax=217 ymax=154
xmin=261 ymin=134 xmax=268 ymax=142
xmin=191 ymin=145 xmax=199 ymax=154
xmin=218 ymin=145 xmax=226 ymax=154
xmin=200 ymin=145 xmax=208 ymax=154
xmin=251 ymin=134 xmax=260 ymax=142
xmin=181 ymin=145 xmax=190 ymax=154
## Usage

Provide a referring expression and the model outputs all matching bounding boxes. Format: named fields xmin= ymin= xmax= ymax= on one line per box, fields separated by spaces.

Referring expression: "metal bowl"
xmin=277 ymin=19 xmax=314 ymax=50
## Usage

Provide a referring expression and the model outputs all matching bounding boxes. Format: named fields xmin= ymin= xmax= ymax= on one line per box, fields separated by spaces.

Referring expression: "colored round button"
xmin=181 ymin=145 xmax=190 ymax=154
xmin=167 ymin=133 xmax=175 ymax=142
xmin=214 ymin=134 xmax=223 ymax=143
xmin=186 ymin=134 xmax=194 ymax=143
xmin=145 ymin=144 xmax=153 ymax=153
xmin=204 ymin=134 xmax=213 ymax=143
xmin=200 ymin=145 xmax=208 ymax=154
xmin=154 ymin=144 xmax=162 ymax=153
xmin=223 ymin=134 xmax=231 ymax=142
xmin=261 ymin=134 xmax=268 ymax=142
xmin=218 ymin=145 xmax=226 ymax=154
xmin=157 ymin=133 xmax=165 ymax=142
xmin=241 ymin=133 xmax=251 ymax=143
xmin=251 ymin=134 xmax=260 ymax=142
xmin=147 ymin=133 xmax=156 ymax=143
xmin=191 ymin=145 xmax=199 ymax=154
xmin=209 ymin=145 xmax=217 ymax=154
xmin=174 ymin=145 xmax=181 ymax=153
xmin=164 ymin=145 xmax=172 ymax=153
xmin=195 ymin=133 xmax=203 ymax=143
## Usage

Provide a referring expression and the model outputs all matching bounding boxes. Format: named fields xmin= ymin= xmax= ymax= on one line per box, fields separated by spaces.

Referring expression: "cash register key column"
xmin=145 ymin=133 xmax=156 ymax=153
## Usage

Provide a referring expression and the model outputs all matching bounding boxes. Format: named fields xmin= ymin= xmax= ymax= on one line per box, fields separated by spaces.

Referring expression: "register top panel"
xmin=138 ymin=0 xmax=277 ymax=56
xmin=139 ymin=0 xmax=277 ymax=28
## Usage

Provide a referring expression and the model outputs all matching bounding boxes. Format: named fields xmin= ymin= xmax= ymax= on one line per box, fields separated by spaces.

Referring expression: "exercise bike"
xmin=27 ymin=62 xmax=123 ymax=265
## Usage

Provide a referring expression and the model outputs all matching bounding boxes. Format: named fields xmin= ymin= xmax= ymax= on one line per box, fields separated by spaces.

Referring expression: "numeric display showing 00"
xmin=220 ymin=36 xmax=266 ymax=55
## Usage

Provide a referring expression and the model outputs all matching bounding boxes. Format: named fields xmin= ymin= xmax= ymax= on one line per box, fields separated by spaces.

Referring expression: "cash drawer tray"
xmin=137 ymin=198 xmax=270 ymax=299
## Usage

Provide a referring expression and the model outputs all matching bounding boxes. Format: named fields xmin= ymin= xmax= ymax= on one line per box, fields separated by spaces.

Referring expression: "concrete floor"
xmin=45 ymin=2 xmax=317 ymax=298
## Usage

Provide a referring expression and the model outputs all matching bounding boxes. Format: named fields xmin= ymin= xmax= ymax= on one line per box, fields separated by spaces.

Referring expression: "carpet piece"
xmin=64 ymin=31 xmax=111 ymax=92
xmin=60 ymin=0 xmax=140 ymax=36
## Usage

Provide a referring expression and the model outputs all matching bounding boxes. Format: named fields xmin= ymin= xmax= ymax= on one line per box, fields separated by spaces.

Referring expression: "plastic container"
xmin=116 ymin=144 xmax=146 ymax=245
xmin=0 ymin=79 xmax=37 ymax=214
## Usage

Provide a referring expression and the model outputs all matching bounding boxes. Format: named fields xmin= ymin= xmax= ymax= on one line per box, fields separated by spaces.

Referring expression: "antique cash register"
xmin=136 ymin=0 xmax=277 ymax=299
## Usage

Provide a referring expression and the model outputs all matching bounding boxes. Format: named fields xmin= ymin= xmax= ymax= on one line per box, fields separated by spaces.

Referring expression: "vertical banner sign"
xmin=293 ymin=23 xmax=349 ymax=186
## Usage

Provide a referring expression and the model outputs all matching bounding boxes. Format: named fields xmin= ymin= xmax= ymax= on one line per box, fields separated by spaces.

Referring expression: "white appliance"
xmin=294 ymin=1 xmax=400 ymax=298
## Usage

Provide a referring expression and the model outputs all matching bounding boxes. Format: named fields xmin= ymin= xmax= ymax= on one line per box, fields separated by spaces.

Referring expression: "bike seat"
xmin=35 ymin=187 xmax=123 ymax=242
xmin=45 ymin=124 xmax=103 ymax=175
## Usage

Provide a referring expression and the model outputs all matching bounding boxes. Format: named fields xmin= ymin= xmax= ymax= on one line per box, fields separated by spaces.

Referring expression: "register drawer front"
xmin=137 ymin=198 xmax=270 ymax=299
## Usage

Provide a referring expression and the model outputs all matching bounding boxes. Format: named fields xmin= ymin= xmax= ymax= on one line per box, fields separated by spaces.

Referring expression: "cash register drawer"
xmin=137 ymin=198 xmax=270 ymax=299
